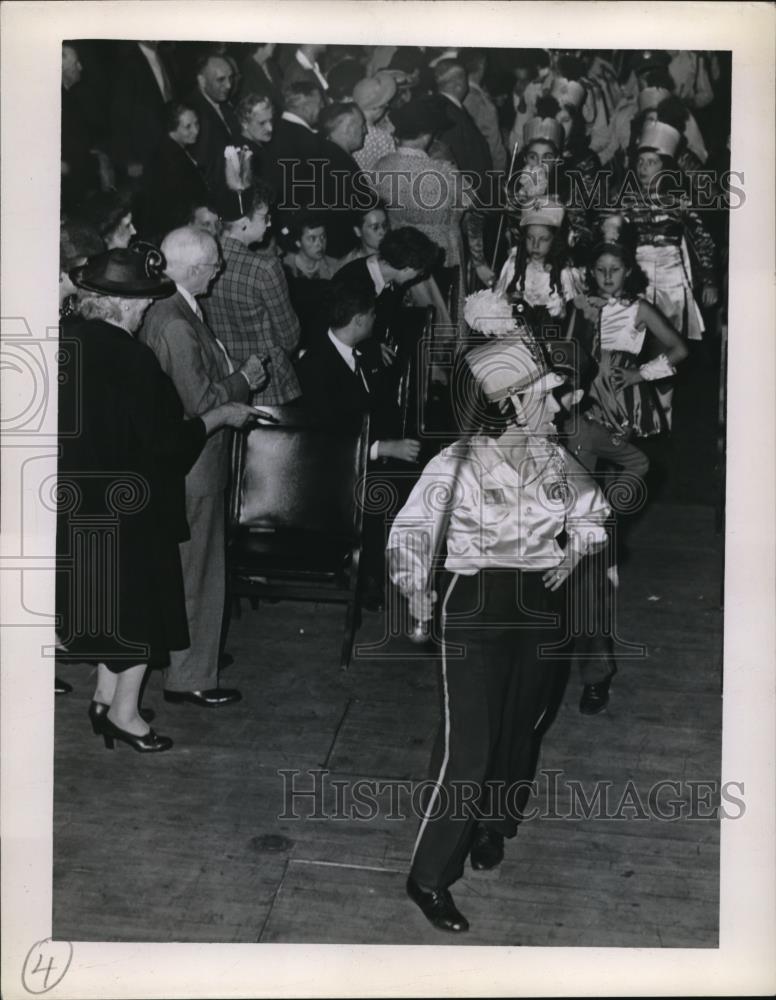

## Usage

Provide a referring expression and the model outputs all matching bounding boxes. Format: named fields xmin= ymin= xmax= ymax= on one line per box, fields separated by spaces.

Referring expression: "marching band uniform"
xmin=388 ymin=339 xmax=610 ymax=932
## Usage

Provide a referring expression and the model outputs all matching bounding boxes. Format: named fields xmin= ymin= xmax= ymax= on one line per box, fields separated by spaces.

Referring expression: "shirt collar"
xmin=441 ymin=92 xmax=463 ymax=109
xmin=176 ymin=283 xmax=201 ymax=318
xmin=282 ymin=110 xmax=316 ymax=133
xmin=328 ymin=329 xmax=357 ymax=371
xmin=199 ymin=88 xmax=226 ymax=119
xmin=365 ymin=254 xmax=387 ymax=295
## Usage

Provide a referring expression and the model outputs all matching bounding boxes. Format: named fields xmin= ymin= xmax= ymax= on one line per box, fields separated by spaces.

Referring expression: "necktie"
xmin=352 ymin=347 xmax=371 ymax=394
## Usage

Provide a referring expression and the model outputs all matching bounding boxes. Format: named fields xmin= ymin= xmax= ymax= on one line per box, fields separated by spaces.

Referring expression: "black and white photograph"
xmin=1 ymin=2 xmax=774 ymax=997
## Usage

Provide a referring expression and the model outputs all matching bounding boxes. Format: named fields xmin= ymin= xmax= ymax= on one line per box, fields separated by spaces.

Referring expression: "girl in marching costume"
xmin=567 ymin=232 xmax=688 ymax=486
xmin=493 ymin=198 xmax=585 ymax=342
xmin=614 ymin=120 xmax=718 ymax=342
xmin=503 ymin=116 xmax=593 ymax=260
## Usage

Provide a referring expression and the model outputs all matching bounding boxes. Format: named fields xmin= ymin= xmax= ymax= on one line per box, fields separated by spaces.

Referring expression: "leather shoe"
xmin=55 ymin=677 xmax=73 ymax=695
xmin=470 ymin=824 xmax=505 ymax=871
xmin=163 ymin=688 xmax=242 ymax=707
xmin=406 ymin=876 xmax=469 ymax=933
xmin=580 ymin=678 xmax=612 ymax=715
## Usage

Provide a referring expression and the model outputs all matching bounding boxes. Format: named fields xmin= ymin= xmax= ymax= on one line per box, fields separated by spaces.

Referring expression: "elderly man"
xmin=205 ymin=184 xmax=302 ymax=404
xmin=189 ymin=53 xmax=241 ymax=198
xmin=264 ymin=82 xmax=326 ymax=225
xmin=318 ymin=102 xmax=371 ymax=257
xmin=433 ymin=58 xmax=493 ymax=180
xmin=352 ymin=73 xmax=398 ymax=173
xmin=139 ymin=228 xmax=267 ymax=707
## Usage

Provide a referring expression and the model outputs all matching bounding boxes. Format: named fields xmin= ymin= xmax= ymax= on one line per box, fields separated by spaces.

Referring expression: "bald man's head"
xmin=198 ymin=55 xmax=234 ymax=103
xmin=162 ymin=226 xmax=221 ymax=295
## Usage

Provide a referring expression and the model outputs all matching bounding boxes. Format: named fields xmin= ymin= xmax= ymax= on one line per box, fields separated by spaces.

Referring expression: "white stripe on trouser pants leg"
xmin=410 ymin=573 xmax=460 ymax=868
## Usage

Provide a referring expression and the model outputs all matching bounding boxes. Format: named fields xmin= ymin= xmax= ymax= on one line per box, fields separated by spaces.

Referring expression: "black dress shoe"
xmin=55 ymin=677 xmax=73 ymax=695
xmin=88 ymin=700 xmax=154 ymax=735
xmin=99 ymin=717 xmax=173 ymax=753
xmin=163 ymin=688 xmax=242 ymax=707
xmin=406 ymin=876 xmax=469 ymax=933
xmin=470 ymin=824 xmax=505 ymax=871
xmin=580 ymin=678 xmax=612 ymax=715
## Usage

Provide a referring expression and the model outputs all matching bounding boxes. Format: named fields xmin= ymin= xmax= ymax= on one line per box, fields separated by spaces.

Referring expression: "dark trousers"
xmin=410 ymin=569 xmax=566 ymax=890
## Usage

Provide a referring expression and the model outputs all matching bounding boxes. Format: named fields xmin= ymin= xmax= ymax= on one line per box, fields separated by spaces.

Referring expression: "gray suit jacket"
xmin=140 ymin=290 xmax=250 ymax=496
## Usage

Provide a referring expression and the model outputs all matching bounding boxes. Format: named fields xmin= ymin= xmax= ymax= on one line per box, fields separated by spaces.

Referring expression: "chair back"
xmin=231 ymin=408 xmax=369 ymax=541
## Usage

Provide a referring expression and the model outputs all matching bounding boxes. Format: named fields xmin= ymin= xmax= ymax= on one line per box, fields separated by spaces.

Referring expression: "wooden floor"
xmin=52 ymin=510 xmax=723 ymax=948
xmin=52 ymin=347 xmax=724 ymax=947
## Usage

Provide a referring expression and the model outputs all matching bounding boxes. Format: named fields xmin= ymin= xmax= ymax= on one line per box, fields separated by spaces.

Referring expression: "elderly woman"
xmin=137 ymin=102 xmax=211 ymax=242
xmin=56 ymin=245 xmax=261 ymax=752
xmin=235 ymin=92 xmax=274 ymax=173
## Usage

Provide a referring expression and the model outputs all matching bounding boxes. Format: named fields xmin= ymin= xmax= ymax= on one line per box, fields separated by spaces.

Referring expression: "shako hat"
xmin=637 ymin=120 xmax=681 ymax=157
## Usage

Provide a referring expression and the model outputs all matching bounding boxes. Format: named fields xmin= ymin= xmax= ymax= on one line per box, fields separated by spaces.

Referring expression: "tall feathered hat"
xmin=637 ymin=86 xmax=671 ymax=111
xmin=523 ymin=116 xmax=564 ymax=150
xmin=637 ymin=120 xmax=681 ymax=158
xmin=519 ymin=196 xmax=565 ymax=229
xmin=552 ymin=78 xmax=586 ymax=109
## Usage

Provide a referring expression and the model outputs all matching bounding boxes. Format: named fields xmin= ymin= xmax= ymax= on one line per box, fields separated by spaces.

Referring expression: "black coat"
xmin=188 ymin=90 xmax=241 ymax=209
xmin=263 ymin=117 xmax=328 ymax=229
xmin=109 ymin=42 xmax=177 ymax=172
xmin=435 ymin=95 xmax=493 ymax=178
xmin=318 ymin=140 xmax=367 ymax=258
xmin=56 ymin=319 xmax=206 ymax=668
xmin=137 ymin=136 xmax=211 ymax=242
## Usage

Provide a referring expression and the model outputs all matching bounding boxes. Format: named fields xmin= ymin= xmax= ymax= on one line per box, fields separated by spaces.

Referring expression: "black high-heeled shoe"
xmin=88 ymin=700 xmax=155 ymax=735
xmin=98 ymin=716 xmax=173 ymax=753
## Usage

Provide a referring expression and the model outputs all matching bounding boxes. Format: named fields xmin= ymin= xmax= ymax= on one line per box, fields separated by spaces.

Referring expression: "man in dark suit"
xmin=317 ymin=102 xmax=371 ymax=258
xmin=433 ymin=59 xmax=493 ymax=179
xmin=188 ymin=54 xmax=241 ymax=208
xmin=140 ymin=226 xmax=268 ymax=706
xmin=263 ymin=82 xmax=327 ymax=232
xmin=109 ymin=41 xmax=177 ymax=183
xmin=296 ymin=277 xmax=421 ymax=607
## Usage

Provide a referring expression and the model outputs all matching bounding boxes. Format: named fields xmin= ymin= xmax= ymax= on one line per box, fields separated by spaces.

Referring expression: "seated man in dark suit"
xmin=296 ymin=277 xmax=421 ymax=607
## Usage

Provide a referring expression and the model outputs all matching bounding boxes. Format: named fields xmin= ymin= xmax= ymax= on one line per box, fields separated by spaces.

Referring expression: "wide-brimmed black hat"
xmin=70 ymin=243 xmax=175 ymax=298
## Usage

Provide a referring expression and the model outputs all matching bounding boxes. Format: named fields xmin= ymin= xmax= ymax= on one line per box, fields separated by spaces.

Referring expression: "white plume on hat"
xmin=463 ymin=289 xmax=519 ymax=338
